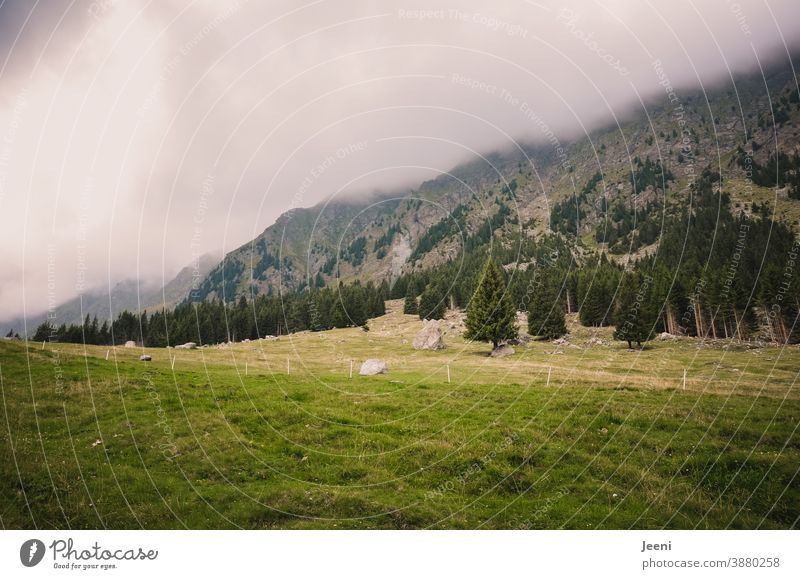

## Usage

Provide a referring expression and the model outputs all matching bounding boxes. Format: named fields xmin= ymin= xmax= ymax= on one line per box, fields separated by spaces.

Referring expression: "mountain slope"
xmin=194 ymin=59 xmax=800 ymax=303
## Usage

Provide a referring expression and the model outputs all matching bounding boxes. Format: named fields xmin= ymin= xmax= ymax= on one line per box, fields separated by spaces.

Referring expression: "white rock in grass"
xmin=124 ymin=340 xmax=136 ymax=348
xmin=413 ymin=320 xmax=447 ymax=351
xmin=359 ymin=359 xmax=388 ymax=375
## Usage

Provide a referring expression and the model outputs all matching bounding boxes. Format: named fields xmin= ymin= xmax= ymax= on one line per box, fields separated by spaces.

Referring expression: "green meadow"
xmin=1 ymin=303 xmax=798 ymax=529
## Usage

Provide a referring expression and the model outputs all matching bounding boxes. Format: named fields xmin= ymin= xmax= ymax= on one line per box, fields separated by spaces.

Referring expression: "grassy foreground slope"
xmin=1 ymin=302 xmax=798 ymax=529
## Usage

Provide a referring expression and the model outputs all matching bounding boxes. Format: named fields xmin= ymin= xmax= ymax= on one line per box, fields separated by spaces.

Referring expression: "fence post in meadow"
xmin=547 ymin=366 xmax=551 ymax=387
xmin=349 ymin=360 xmax=353 ymax=378
xmin=171 ymin=356 xmax=176 ymax=370
xmin=105 ymin=349 xmax=110 ymax=360
xmin=683 ymin=368 xmax=687 ymax=390
xmin=287 ymin=357 xmax=290 ymax=375
xmin=447 ymin=364 xmax=451 ymax=384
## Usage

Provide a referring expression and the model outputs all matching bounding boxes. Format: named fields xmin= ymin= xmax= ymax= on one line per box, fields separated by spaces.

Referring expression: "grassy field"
xmin=1 ymin=301 xmax=798 ymax=529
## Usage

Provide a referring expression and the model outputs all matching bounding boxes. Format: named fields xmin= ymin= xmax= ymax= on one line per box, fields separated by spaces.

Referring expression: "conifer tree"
xmin=613 ymin=271 xmax=655 ymax=348
xmin=403 ymin=283 xmax=418 ymax=315
xmin=418 ymin=282 xmax=446 ymax=320
xmin=527 ymin=273 xmax=567 ymax=339
xmin=464 ymin=259 xmax=518 ymax=349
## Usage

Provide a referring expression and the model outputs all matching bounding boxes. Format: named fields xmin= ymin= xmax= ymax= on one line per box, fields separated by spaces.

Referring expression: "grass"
xmin=1 ymin=301 xmax=798 ymax=529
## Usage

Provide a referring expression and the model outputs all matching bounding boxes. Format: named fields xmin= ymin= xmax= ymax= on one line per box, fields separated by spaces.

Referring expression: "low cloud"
xmin=0 ymin=0 xmax=798 ymax=321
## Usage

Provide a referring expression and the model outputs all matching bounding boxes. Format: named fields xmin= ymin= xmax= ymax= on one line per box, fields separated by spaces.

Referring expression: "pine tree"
xmin=418 ymin=283 xmax=446 ymax=320
xmin=464 ymin=259 xmax=518 ymax=349
xmin=527 ymin=273 xmax=567 ymax=339
xmin=613 ymin=271 xmax=655 ymax=348
xmin=403 ymin=284 xmax=418 ymax=315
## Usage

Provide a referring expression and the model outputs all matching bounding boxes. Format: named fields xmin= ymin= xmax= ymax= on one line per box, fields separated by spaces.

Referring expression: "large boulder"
xmin=413 ymin=320 xmax=447 ymax=351
xmin=490 ymin=345 xmax=515 ymax=357
xmin=124 ymin=340 xmax=136 ymax=348
xmin=359 ymin=359 xmax=388 ymax=375
xmin=175 ymin=342 xmax=197 ymax=349
xmin=139 ymin=354 xmax=152 ymax=361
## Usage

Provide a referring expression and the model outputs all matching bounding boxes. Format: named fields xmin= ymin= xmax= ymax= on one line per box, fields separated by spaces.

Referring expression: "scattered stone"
xmin=139 ymin=354 xmax=152 ymax=361
xmin=359 ymin=359 xmax=388 ymax=375
xmin=508 ymin=334 xmax=531 ymax=346
xmin=552 ymin=337 xmax=569 ymax=346
xmin=658 ymin=332 xmax=675 ymax=341
xmin=175 ymin=342 xmax=197 ymax=349
xmin=91 ymin=439 xmax=102 ymax=447
xmin=413 ymin=320 xmax=447 ymax=351
xmin=490 ymin=345 xmax=515 ymax=357
xmin=585 ymin=337 xmax=605 ymax=347
xmin=124 ymin=340 xmax=136 ymax=348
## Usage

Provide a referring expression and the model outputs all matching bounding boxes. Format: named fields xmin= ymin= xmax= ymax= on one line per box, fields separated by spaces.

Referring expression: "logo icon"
xmin=20 ymin=539 xmax=45 ymax=567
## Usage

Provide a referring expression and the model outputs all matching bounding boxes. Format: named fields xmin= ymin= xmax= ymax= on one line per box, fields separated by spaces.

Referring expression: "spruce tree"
xmin=403 ymin=284 xmax=418 ymax=315
xmin=419 ymin=283 xmax=446 ymax=320
xmin=464 ymin=259 xmax=518 ymax=349
xmin=527 ymin=274 xmax=567 ymax=339
xmin=613 ymin=271 xmax=655 ymax=348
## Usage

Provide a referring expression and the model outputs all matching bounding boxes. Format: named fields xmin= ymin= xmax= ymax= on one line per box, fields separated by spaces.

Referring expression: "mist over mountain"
xmin=2 ymin=0 xmax=800 ymax=324
xmin=191 ymin=58 xmax=800 ymax=305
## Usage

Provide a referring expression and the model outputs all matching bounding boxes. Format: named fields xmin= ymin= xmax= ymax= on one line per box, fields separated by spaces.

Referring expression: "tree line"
xmin=32 ymin=281 xmax=388 ymax=347
xmin=30 ymin=166 xmax=800 ymax=351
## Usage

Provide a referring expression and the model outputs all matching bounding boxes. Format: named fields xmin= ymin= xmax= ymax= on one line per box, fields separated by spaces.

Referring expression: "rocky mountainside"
xmin=193 ymin=59 xmax=800 ymax=303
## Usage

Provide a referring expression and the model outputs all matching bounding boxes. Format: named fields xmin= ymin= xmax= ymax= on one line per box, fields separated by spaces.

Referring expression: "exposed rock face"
xmin=124 ymin=340 xmax=136 ymax=348
xmin=413 ymin=320 xmax=447 ymax=351
xmin=175 ymin=342 xmax=197 ymax=349
xmin=490 ymin=345 xmax=515 ymax=357
xmin=359 ymin=359 xmax=388 ymax=375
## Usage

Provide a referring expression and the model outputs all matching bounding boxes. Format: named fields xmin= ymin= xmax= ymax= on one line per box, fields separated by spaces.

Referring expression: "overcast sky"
xmin=0 ymin=0 xmax=798 ymax=321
